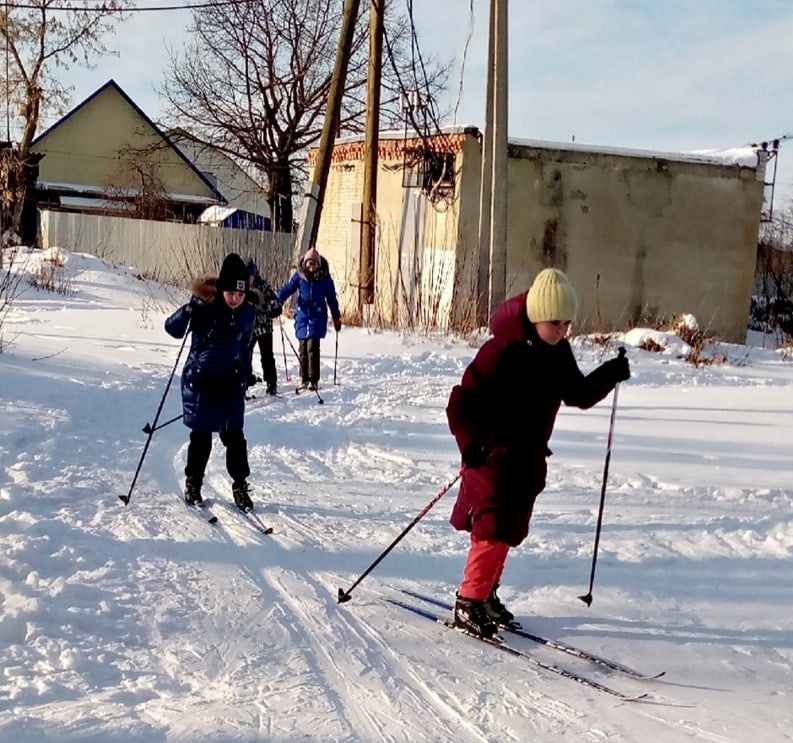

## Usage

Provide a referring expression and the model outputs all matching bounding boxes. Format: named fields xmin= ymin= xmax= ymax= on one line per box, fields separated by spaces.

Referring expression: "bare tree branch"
xmin=1 ymin=0 xmax=130 ymax=242
xmin=159 ymin=0 xmax=450 ymax=233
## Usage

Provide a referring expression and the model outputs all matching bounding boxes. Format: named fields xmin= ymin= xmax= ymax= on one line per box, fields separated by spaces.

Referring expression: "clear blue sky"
xmin=60 ymin=0 xmax=793 ymax=206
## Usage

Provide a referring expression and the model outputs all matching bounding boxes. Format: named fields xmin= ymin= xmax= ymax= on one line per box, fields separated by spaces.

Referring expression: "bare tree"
xmin=754 ymin=204 xmax=793 ymax=341
xmin=104 ymin=142 xmax=174 ymax=221
xmin=160 ymin=0 xmax=450 ymax=233
xmin=0 ymin=0 xmax=129 ymax=245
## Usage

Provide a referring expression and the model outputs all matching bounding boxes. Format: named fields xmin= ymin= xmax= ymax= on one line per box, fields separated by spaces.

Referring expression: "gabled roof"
xmin=167 ymin=128 xmax=269 ymax=217
xmin=32 ymin=79 xmax=225 ymax=203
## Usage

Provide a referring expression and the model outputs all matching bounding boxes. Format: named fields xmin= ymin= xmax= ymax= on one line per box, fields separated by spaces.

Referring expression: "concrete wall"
xmin=314 ymin=134 xmax=469 ymax=329
xmin=449 ymin=133 xmax=488 ymax=330
xmin=501 ymin=144 xmax=764 ymax=341
xmin=315 ymin=157 xmax=364 ymax=318
xmin=311 ymin=131 xmax=764 ymax=341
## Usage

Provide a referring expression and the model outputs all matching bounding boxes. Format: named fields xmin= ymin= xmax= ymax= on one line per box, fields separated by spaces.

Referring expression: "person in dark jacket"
xmin=165 ymin=253 xmax=257 ymax=513
xmin=277 ymin=247 xmax=341 ymax=390
xmin=246 ymin=258 xmax=282 ymax=395
xmin=446 ymin=268 xmax=630 ymax=638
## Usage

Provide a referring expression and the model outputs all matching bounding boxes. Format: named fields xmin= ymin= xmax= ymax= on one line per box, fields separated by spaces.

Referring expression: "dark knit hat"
xmin=218 ymin=253 xmax=249 ymax=293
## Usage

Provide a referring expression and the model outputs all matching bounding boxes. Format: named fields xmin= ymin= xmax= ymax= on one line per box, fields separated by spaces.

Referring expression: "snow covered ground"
xmin=1 ymin=249 xmax=792 ymax=742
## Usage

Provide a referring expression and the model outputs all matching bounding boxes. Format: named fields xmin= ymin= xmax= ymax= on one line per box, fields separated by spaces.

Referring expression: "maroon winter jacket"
xmin=446 ymin=292 xmax=620 ymax=546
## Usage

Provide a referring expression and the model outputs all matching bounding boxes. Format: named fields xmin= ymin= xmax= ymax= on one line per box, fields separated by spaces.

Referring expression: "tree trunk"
xmin=266 ymin=162 xmax=294 ymax=233
xmin=9 ymin=87 xmax=42 ymax=241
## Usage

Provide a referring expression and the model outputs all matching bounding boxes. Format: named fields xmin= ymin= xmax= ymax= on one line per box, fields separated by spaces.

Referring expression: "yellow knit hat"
xmin=526 ymin=268 xmax=578 ymax=323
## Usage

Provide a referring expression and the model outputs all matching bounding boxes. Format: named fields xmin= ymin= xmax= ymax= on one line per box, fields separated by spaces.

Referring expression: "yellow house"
xmin=31 ymin=80 xmax=224 ymax=222
xmin=313 ymin=128 xmax=765 ymax=342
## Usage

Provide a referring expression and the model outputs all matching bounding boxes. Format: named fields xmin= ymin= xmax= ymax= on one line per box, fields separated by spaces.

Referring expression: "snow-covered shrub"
xmin=28 ymin=248 xmax=74 ymax=295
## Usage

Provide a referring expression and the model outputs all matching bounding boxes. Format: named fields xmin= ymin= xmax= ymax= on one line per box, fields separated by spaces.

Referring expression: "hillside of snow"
xmin=1 ymin=249 xmax=792 ymax=742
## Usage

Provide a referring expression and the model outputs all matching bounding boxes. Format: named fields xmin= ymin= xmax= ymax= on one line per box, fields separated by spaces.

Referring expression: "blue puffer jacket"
xmin=165 ymin=276 xmax=255 ymax=432
xmin=277 ymin=255 xmax=340 ymax=340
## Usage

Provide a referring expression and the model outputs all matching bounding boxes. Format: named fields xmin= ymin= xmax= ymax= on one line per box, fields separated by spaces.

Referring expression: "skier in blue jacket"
xmin=277 ymin=248 xmax=341 ymax=390
xmin=164 ymin=253 xmax=257 ymax=512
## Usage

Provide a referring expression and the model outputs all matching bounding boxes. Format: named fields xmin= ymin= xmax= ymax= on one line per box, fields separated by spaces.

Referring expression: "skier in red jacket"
xmin=446 ymin=268 xmax=630 ymax=638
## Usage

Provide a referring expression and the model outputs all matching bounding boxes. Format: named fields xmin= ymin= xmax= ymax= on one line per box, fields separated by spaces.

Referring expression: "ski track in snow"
xmin=1 ymin=252 xmax=793 ymax=741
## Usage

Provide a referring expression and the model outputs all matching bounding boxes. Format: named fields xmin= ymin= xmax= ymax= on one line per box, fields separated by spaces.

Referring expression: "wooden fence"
xmin=38 ymin=210 xmax=296 ymax=288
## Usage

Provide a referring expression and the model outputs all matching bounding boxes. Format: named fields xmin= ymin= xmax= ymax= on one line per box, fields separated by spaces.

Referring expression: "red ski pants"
xmin=459 ymin=535 xmax=510 ymax=600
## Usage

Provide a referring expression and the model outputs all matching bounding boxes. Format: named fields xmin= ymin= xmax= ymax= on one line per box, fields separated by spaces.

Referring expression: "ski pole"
xmin=338 ymin=470 xmax=462 ymax=603
xmin=279 ymin=322 xmax=291 ymax=382
xmin=282 ymin=324 xmax=301 ymax=362
xmin=119 ymin=331 xmax=189 ymax=506
xmin=142 ymin=413 xmax=183 ymax=434
xmin=333 ymin=330 xmax=339 ymax=386
xmin=578 ymin=348 xmax=624 ymax=607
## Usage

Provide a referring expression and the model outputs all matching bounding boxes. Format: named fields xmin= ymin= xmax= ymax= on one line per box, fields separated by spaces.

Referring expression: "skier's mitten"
xmin=461 ymin=442 xmax=488 ymax=469
xmin=333 ymin=317 xmax=342 ymax=332
xmin=602 ymin=354 xmax=630 ymax=383
xmin=186 ymin=295 xmax=205 ymax=314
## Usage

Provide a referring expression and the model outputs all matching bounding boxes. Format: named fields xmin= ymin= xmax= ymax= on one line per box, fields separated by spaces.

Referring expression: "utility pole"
xmin=4 ymin=0 xmax=11 ymax=143
xmin=476 ymin=0 xmax=496 ymax=326
xmin=294 ymin=0 xmax=361 ymax=257
xmin=488 ymin=0 xmax=509 ymax=316
xmin=360 ymin=0 xmax=385 ymax=309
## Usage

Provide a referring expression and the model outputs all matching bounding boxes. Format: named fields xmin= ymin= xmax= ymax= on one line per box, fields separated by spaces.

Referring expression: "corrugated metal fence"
xmin=39 ymin=210 xmax=296 ymax=288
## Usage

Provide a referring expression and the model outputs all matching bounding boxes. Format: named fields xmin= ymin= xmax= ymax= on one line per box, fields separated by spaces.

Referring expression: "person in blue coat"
xmin=277 ymin=247 xmax=341 ymax=390
xmin=164 ymin=253 xmax=257 ymax=512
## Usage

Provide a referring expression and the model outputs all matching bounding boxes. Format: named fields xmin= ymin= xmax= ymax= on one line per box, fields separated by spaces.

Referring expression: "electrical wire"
xmin=4 ymin=0 xmax=255 ymax=12
xmin=380 ymin=0 xmax=465 ymax=206
xmin=452 ymin=0 xmax=475 ymax=127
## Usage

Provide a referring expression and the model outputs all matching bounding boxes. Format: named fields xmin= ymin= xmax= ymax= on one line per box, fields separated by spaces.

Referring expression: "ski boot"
xmin=184 ymin=477 xmax=203 ymax=506
xmin=232 ymin=480 xmax=254 ymax=513
xmin=453 ymin=595 xmax=498 ymax=639
xmin=484 ymin=584 xmax=517 ymax=627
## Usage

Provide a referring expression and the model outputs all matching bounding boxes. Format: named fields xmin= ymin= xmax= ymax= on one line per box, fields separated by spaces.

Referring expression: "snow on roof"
xmin=331 ymin=127 xmax=761 ymax=169
xmin=333 ymin=124 xmax=475 ymax=146
xmin=36 ymin=181 xmax=223 ymax=205
xmin=59 ymin=196 xmax=135 ymax=212
xmin=688 ymin=146 xmax=762 ymax=167
xmin=509 ymin=138 xmax=761 ymax=168
xmin=198 ymin=205 xmax=238 ymax=223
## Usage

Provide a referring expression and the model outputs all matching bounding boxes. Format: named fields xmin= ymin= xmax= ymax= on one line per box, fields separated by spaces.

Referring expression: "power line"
xmin=747 ymin=133 xmax=793 ymax=149
xmin=452 ymin=0 xmax=475 ymax=127
xmin=4 ymin=0 xmax=251 ymax=12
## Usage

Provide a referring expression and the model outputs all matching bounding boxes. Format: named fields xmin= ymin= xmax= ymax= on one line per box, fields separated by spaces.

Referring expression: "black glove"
xmin=461 ymin=442 xmax=488 ymax=469
xmin=602 ymin=350 xmax=630 ymax=383
xmin=333 ymin=317 xmax=342 ymax=332
xmin=186 ymin=295 xmax=205 ymax=315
